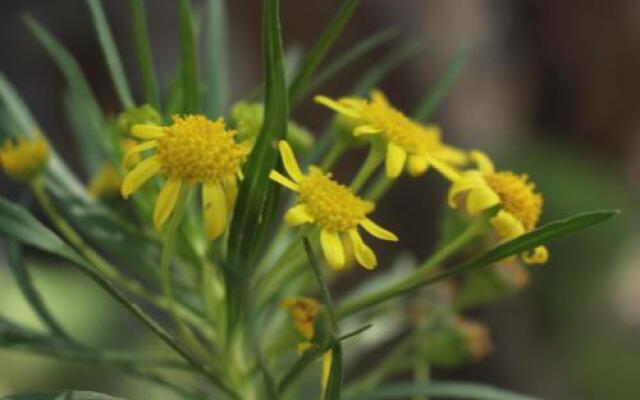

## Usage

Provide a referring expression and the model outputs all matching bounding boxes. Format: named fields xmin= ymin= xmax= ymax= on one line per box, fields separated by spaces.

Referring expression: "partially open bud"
xmin=0 ymin=136 xmax=49 ymax=182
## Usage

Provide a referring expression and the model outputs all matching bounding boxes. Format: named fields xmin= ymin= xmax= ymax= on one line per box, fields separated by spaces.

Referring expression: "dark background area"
xmin=1 ymin=1 xmax=639 ymax=399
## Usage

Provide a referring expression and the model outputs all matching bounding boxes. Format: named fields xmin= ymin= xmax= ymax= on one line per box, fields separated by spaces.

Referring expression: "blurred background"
xmin=1 ymin=0 xmax=639 ymax=399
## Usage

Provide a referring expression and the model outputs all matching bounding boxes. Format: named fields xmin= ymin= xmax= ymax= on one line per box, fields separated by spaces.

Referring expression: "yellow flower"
xmin=315 ymin=90 xmax=466 ymax=179
xmin=270 ymin=141 xmax=398 ymax=270
xmin=121 ymin=115 xmax=250 ymax=239
xmin=281 ymin=297 xmax=320 ymax=342
xmin=0 ymin=136 xmax=49 ymax=181
xmin=448 ymin=151 xmax=548 ymax=264
xmin=88 ymin=140 xmax=140 ymax=198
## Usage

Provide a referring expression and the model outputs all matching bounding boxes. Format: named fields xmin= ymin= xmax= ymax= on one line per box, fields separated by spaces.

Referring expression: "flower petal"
xmin=466 ymin=186 xmax=501 ymax=215
xmin=131 ymin=124 xmax=164 ymax=139
xmin=426 ymin=155 xmax=462 ymax=182
xmin=269 ymin=170 xmax=300 ymax=192
xmin=203 ymin=181 xmax=227 ymax=240
xmin=353 ymin=125 xmax=381 ymax=136
xmin=278 ymin=140 xmax=303 ymax=182
xmin=320 ymin=229 xmax=346 ymax=269
xmin=123 ymin=140 xmax=157 ymax=169
xmin=385 ymin=142 xmax=407 ymax=178
xmin=121 ymin=155 xmax=161 ymax=198
xmin=284 ymin=204 xmax=314 ymax=226
xmin=407 ymin=155 xmax=429 ymax=177
xmin=222 ymin=176 xmax=238 ymax=210
xmin=361 ymin=218 xmax=398 ymax=241
xmin=348 ymin=229 xmax=377 ymax=270
xmin=491 ymin=210 xmax=525 ymax=241
xmin=153 ymin=178 xmax=182 ymax=230
xmin=447 ymin=172 xmax=485 ymax=207
xmin=470 ymin=150 xmax=495 ymax=175
xmin=522 ymin=246 xmax=549 ymax=265
xmin=314 ymin=95 xmax=361 ymax=119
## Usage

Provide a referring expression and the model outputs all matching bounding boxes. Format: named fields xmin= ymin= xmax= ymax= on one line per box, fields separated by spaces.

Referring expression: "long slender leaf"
xmin=289 ymin=0 xmax=361 ymax=106
xmin=86 ymin=0 xmax=135 ymax=109
xmin=62 ymin=90 xmax=104 ymax=175
xmin=325 ymin=344 xmax=344 ymax=400
xmin=346 ymin=381 xmax=542 ymax=400
xmin=178 ymin=0 xmax=199 ymax=113
xmin=0 ymin=197 xmax=234 ymax=396
xmin=228 ymin=0 xmax=288 ymax=270
xmin=130 ymin=0 xmax=159 ymax=108
xmin=0 ymin=75 xmax=38 ymax=136
xmin=337 ymin=210 xmax=619 ymax=317
xmin=204 ymin=0 xmax=228 ymax=117
xmin=6 ymin=241 xmax=70 ymax=339
xmin=412 ymin=43 xmax=470 ymax=122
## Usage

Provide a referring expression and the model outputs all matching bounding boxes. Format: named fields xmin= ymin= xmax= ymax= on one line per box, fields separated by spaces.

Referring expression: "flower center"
xmin=156 ymin=115 xmax=246 ymax=182
xmin=298 ymin=168 xmax=373 ymax=232
xmin=360 ymin=98 xmax=441 ymax=154
xmin=484 ymin=171 xmax=542 ymax=231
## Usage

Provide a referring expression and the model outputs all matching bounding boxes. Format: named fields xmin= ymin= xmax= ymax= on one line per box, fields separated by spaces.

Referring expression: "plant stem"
xmin=320 ymin=139 xmax=348 ymax=171
xmin=364 ymin=171 xmax=394 ymax=201
xmin=350 ymin=146 xmax=384 ymax=192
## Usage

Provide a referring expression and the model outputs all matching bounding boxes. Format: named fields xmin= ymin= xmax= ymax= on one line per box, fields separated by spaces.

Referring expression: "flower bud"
xmin=0 ymin=136 xmax=49 ymax=182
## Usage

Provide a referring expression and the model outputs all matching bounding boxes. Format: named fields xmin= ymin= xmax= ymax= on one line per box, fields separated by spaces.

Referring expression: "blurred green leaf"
xmin=178 ymin=0 xmax=199 ymax=113
xmin=6 ymin=241 xmax=70 ymax=339
xmin=289 ymin=0 xmax=361 ymax=106
xmin=324 ymin=345 xmax=344 ymax=400
xmin=62 ymin=91 xmax=104 ymax=176
xmin=413 ymin=43 xmax=470 ymax=122
xmin=204 ymin=0 xmax=228 ymax=117
xmin=130 ymin=0 xmax=159 ymax=108
xmin=1 ymin=391 xmax=126 ymax=400
xmin=86 ymin=0 xmax=135 ymax=109
xmin=346 ymin=381 xmax=541 ymax=400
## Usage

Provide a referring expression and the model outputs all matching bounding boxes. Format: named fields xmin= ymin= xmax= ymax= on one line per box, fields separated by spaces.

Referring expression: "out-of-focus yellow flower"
xmin=454 ymin=317 xmax=493 ymax=362
xmin=0 ymin=136 xmax=49 ymax=181
xmin=270 ymin=140 xmax=398 ymax=270
xmin=88 ymin=139 xmax=141 ymax=198
xmin=447 ymin=151 xmax=548 ymax=264
xmin=121 ymin=115 xmax=251 ymax=239
xmin=315 ymin=90 xmax=466 ymax=179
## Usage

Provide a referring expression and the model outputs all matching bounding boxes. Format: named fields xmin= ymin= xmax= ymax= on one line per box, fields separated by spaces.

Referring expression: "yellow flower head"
xmin=121 ymin=115 xmax=251 ymax=239
xmin=270 ymin=141 xmax=398 ymax=270
xmin=448 ymin=151 xmax=548 ymax=264
xmin=315 ymin=90 xmax=466 ymax=179
xmin=281 ymin=297 xmax=321 ymax=341
xmin=0 ymin=136 xmax=49 ymax=181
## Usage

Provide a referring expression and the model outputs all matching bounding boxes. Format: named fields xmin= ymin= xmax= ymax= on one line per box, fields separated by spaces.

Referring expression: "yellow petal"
xmin=470 ymin=150 xmax=495 ymax=175
xmin=284 ymin=204 xmax=314 ymax=226
xmin=385 ymin=142 xmax=407 ymax=178
xmin=353 ymin=125 xmax=381 ymax=136
xmin=522 ymin=246 xmax=548 ymax=265
xmin=278 ymin=140 xmax=303 ymax=182
xmin=426 ymin=155 xmax=462 ymax=182
xmin=491 ymin=210 xmax=525 ymax=241
xmin=153 ymin=178 xmax=182 ymax=230
xmin=314 ymin=95 xmax=361 ymax=119
xmin=438 ymin=145 xmax=468 ymax=165
xmin=320 ymin=229 xmax=346 ymax=269
xmin=407 ymin=155 xmax=429 ymax=177
xmin=121 ymin=155 xmax=161 ymax=198
xmin=222 ymin=176 xmax=238 ymax=210
xmin=361 ymin=218 xmax=398 ymax=241
xmin=322 ymin=350 xmax=333 ymax=393
xmin=348 ymin=229 xmax=377 ymax=270
xmin=466 ymin=186 xmax=500 ymax=215
xmin=370 ymin=89 xmax=390 ymax=106
xmin=203 ymin=181 xmax=227 ymax=240
xmin=131 ymin=124 xmax=164 ymax=139
xmin=123 ymin=140 xmax=157 ymax=169
xmin=269 ymin=170 xmax=300 ymax=192
xmin=447 ymin=172 xmax=485 ymax=208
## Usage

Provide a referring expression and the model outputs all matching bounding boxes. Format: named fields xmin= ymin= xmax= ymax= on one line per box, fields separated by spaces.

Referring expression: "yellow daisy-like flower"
xmin=0 ymin=136 xmax=49 ymax=181
xmin=448 ymin=151 xmax=548 ymax=264
xmin=269 ymin=141 xmax=398 ymax=270
xmin=315 ymin=90 xmax=466 ymax=179
xmin=121 ymin=115 xmax=250 ymax=239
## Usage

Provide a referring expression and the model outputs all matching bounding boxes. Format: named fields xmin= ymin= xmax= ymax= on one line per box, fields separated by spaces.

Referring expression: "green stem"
xmin=364 ymin=171 xmax=393 ymax=201
xmin=336 ymin=218 xmax=487 ymax=318
xmin=413 ymin=359 xmax=430 ymax=400
xmin=320 ymin=139 xmax=348 ymax=171
xmin=350 ymin=146 xmax=384 ymax=192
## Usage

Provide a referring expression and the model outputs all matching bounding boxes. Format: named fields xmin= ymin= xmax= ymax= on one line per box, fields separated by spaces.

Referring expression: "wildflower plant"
xmin=0 ymin=1 xmax=618 ymax=399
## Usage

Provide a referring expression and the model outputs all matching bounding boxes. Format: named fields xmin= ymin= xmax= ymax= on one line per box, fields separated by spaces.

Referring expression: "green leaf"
xmin=297 ymin=27 xmax=397 ymax=102
xmin=1 ymin=391 xmax=126 ymax=400
xmin=86 ymin=0 xmax=135 ymax=109
xmin=178 ymin=0 xmax=199 ymax=113
xmin=204 ymin=0 xmax=228 ymax=117
xmin=0 ymin=197 xmax=231 ymax=394
xmin=289 ymin=0 xmax=361 ymax=106
xmin=130 ymin=0 xmax=159 ymax=108
xmin=228 ymin=0 xmax=288 ymax=270
xmin=345 ymin=381 xmax=542 ymax=400
xmin=6 ymin=241 xmax=70 ymax=339
xmin=413 ymin=43 xmax=470 ymax=122
xmin=0 ymin=74 xmax=38 ymax=138
xmin=337 ymin=210 xmax=619 ymax=317
xmin=324 ymin=344 xmax=344 ymax=400
xmin=62 ymin=91 xmax=104 ymax=175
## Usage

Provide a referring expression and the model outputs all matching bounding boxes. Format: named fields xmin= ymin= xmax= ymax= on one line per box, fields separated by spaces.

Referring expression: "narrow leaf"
xmin=289 ymin=0 xmax=361 ymax=106
xmin=346 ymin=381 xmax=542 ymax=400
xmin=130 ymin=0 xmax=159 ymax=108
xmin=87 ymin=0 xmax=135 ymax=109
xmin=178 ymin=0 xmax=199 ymax=113
xmin=324 ymin=344 xmax=344 ymax=400
xmin=204 ymin=0 xmax=228 ymax=117
xmin=413 ymin=43 xmax=470 ymax=122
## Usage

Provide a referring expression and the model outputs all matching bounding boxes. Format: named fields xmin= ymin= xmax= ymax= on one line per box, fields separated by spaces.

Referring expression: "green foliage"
xmin=204 ymin=0 xmax=229 ymax=117
xmin=346 ymin=381 xmax=542 ymax=400
xmin=178 ymin=0 xmax=199 ymax=113
xmin=130 ymin=0 xmax=159 ymax=108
